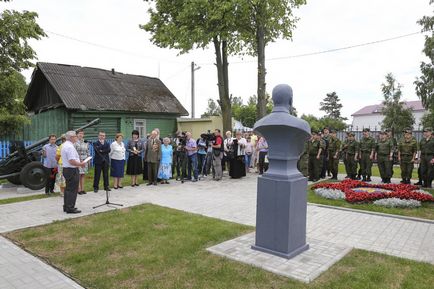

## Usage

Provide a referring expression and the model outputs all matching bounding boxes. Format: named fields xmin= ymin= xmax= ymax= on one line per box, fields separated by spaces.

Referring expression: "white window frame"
xmin=133 ymin=119 xmax=147 ymax=139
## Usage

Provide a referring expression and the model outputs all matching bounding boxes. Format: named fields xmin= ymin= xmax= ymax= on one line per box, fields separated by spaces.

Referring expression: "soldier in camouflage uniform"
xmin=418 ymin=127 xmax=434 ymax=188
xmin=341 ymin=132 xmax=350 ymax=178
xmin=359 ymin=128 xmax=376 ymax=182
xmin=398 ymin=128 xmax=417 ymax=184
xmin=375 ymin=131 xmax=393 ymax=183
xmin=321 ymin=127 xmax=330 ymax=178
xmin=385 ymin=128 xmax=397 ymax=177
xmin=345 ymin=132 xmax=359 ymax=180
xmin=298 ymin=137 xmax=310 ymax=177
xmin=328 ymin=129 xmax=341 ymax=180
xmin=308 ymin=131 xmax=325 ymax=182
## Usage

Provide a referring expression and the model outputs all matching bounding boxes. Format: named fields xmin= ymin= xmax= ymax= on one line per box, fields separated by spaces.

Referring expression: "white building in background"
xmin=351 ymin=100 xmax=426 ymax=131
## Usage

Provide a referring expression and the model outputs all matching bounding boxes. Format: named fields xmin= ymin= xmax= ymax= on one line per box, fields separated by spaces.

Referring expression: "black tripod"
xmin=93 ymin=189 xmax=123 ymax=209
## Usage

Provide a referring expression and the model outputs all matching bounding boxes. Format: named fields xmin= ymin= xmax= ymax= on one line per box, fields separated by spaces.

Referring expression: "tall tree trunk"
xmin=256 ymin=3 xmax=267 ymax=119
xmin=213 ymin=36 xmax=232 ymax=134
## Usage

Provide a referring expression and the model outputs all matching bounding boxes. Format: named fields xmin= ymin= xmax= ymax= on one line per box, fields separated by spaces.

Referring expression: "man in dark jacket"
xmin=93 ymin=131 xmax=111 ymax=192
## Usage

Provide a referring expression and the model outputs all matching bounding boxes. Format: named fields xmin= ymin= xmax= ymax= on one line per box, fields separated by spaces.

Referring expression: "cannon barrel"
xmin=5 ymin=118 xmax=101 ymax=159
xmin=26 ymin=118 xmax=101 ymax=151
xmin=0 ymin=118 xmax=101 ymax=188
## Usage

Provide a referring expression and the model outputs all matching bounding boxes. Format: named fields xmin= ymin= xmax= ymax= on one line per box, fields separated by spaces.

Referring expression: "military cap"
xmin=384 ymin=128 xmax=392 ymax=133
xmin=347 ymin=132 xmax=355 ymax=137
xmin=403 ymin=128 xmax=412 ymax=134
xmin=330 ymin=129 xmax=337 ymax=133
xmin=362 ymin=128 xmax=370 ymax=132
xmin=423 ymin=127 xmax=432 ymax=132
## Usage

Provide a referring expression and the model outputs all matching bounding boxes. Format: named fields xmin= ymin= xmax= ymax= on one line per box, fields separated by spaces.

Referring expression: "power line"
xmin=267 ymin=31 xmax=422 ymax=62
xmin=45 ymin=30 xmax=186 ymax=65
xmin=46 ymin=29 xmax=423 ymax=67
xmin=198 ymin=31 xmax=422 ymax=65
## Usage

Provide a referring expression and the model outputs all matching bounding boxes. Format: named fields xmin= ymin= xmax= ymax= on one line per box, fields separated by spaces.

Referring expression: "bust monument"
xmin=252 ymin=84 xmax=311 ymax=259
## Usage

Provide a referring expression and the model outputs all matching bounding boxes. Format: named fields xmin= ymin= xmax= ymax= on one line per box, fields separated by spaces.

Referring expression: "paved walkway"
xmin=0 ymin=184 xmax=44 ymax=200
xmin=0 ymin=173 xmax=433 ymax=288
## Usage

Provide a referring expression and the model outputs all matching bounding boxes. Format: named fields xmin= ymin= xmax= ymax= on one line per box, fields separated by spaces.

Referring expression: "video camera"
xmin=200 ymin=130 xmax=216 ymax=142
xmin=176 ymin=132 xmax=187 ymax=147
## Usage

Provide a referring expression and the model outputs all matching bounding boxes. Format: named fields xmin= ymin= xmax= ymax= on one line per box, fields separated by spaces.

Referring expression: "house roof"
xmin=24 ymin=62 xmax=188 ymax=116
xmin=352 ymin=100 xmax=424 ymax=116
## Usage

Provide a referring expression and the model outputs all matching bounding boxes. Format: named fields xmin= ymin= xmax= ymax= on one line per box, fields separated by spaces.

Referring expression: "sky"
xmin=1 ymin=0 xmax=431 ymax=123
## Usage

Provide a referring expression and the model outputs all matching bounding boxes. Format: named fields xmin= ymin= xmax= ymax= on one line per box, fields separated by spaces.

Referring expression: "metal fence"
xmin=336 ymin=130 xmax=424 ymax=142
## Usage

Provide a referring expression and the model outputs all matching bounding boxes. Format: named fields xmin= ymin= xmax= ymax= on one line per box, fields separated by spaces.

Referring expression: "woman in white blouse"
xmin=109 ymin=133 xmax=126 ymax=189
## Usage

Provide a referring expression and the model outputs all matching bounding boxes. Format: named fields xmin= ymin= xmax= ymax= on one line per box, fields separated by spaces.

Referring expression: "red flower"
xmin=312 ymin=180 xmax=434 ymax=204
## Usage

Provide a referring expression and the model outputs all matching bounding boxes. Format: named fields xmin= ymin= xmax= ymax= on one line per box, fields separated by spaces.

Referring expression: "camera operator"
xmin=211 ymin=129 xmax=224 ymax=181
xmin=185 ymin=132 xmax=199 ymax=182
xmin=224 ymin=131 xmax=234 ymax=173
xmin=229 ymin=131 xmax=247 ymax=179
xmin=197 ymin=133 xmax=208 ymax=177
xmin=173 ymin=131 xmax=187 ymax=182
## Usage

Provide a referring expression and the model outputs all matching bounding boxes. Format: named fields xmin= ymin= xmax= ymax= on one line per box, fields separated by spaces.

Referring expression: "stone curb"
xmin=307 ymin=202 xmax=434 ymax=225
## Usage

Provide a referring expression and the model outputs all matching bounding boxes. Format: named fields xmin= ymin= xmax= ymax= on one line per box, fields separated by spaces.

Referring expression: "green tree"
xmin=0 ymin=8 xmax=46 ymax=74
xmin=320 ymin=116 xmax=347 ymax=131
xmin=0 ymin=71 xmax=29 ymax=137
xmin=301 ymin=114 xmax=347 ymax=132
xmin=381 ymin=73 xmax=415 ymax=134
xmin=320 ymin=91 xmax=347 ymax=120
xmin=415 ymin=0 xmax=434 ymax=111
xmin=301 ymin=114 xmax=321 ymax=132
xmin=420 ymin=112 xmax=434 ymax=128
xmin=141 ymin=0 xmax=238 ymax=133
xmin=0 ymin=2 xmax=46 ymax=135
xmin=201 ymin=98 xmax=221 ymax=118
xmin=234 ymin=0 xmax=306 ymax=119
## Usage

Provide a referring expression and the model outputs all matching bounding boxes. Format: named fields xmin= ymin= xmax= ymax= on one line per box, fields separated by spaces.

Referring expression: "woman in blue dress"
xmin=158 ymin=137 xmax=173 ymax=184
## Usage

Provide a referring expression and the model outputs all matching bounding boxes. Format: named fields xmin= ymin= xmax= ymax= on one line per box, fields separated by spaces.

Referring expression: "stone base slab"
xmin=207 ymin=232 xmax=352 ymax=283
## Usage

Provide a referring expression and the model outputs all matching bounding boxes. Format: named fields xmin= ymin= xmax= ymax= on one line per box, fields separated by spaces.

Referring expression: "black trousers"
xmin=148 ymin=162 xmax=159 ymax=184
xmin=93 ymin=162 xmax=109 ymax=190
xmin=258 ymin=151 xmax=267 ymax=174
xmin=174 ymin=151 xmax=187 ymax=179
xmin=45 ymin=167 xmax=56 ymax=193
xmin=63 ymin=167 xmax=79 ymax=211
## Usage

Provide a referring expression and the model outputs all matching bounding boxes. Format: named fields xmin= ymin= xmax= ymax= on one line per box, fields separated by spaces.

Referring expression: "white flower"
xmin=414 ymin=190 xmax=433 ymax=196
xmin=373 ymin=198 xmax=421 ymax=208
xmin=314 ymin=188 xmax=345 ymax=200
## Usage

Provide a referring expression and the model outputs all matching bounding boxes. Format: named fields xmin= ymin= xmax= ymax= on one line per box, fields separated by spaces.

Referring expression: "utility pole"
xmin=191 ymin=61 xmax=201 ymax=118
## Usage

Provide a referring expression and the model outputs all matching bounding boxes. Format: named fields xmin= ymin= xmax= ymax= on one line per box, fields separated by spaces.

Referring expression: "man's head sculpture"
xmin=253 ymin=84 xmax=311 ymax=179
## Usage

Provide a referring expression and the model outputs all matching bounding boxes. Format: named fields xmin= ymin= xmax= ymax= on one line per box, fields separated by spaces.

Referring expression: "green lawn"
xmin=338 ymin=163 xmax=419 ymax=179
xmin=5 ymin=204 xmax=434 ymax=289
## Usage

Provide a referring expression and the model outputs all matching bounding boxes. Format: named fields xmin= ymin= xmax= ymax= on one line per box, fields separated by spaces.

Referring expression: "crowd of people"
xmin=41 ymin=128 xmax=270 ymax=214
xmin=297 ymin=127 xmax=434 ymax=188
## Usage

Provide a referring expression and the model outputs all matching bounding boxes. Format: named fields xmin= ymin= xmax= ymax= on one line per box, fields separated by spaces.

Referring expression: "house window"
xmin=134 ymin=119 xmax=146 ymax=139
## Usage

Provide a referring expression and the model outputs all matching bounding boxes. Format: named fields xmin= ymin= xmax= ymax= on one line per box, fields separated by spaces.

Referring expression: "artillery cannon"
xmin=0 ymin=118 xmax=100 ymax=190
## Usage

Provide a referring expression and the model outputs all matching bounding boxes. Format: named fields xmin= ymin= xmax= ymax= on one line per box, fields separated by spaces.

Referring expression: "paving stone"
xmin=207 ymin=232 xmax=352 ymax=283
xmin=0 ymin=172 xmax=433 ymax=286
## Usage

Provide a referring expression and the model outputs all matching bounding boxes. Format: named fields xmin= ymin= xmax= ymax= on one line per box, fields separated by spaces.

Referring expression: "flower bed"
xmin=312 ymin=179 xmax=434 ymax=208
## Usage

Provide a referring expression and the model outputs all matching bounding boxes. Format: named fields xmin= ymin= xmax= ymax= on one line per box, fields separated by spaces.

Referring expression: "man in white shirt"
xmin=61 ymin=131 xmax=87 ymax=214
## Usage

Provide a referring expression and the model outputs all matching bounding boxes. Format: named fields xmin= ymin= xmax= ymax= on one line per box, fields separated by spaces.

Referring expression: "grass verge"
xmin=0 ymin=193 xmax=59 ymax=205
xmin=5 ymin=204 xmax=434 ymax=289
xmin=308 ymin=183 xmax=434 ymax=220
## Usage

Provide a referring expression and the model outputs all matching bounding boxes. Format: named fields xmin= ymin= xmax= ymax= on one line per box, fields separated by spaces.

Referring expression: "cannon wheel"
xmin=20 ymin=162 xmax=48 ymax=190
xmin=7 ymin=175 xmax=22 ymax=185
